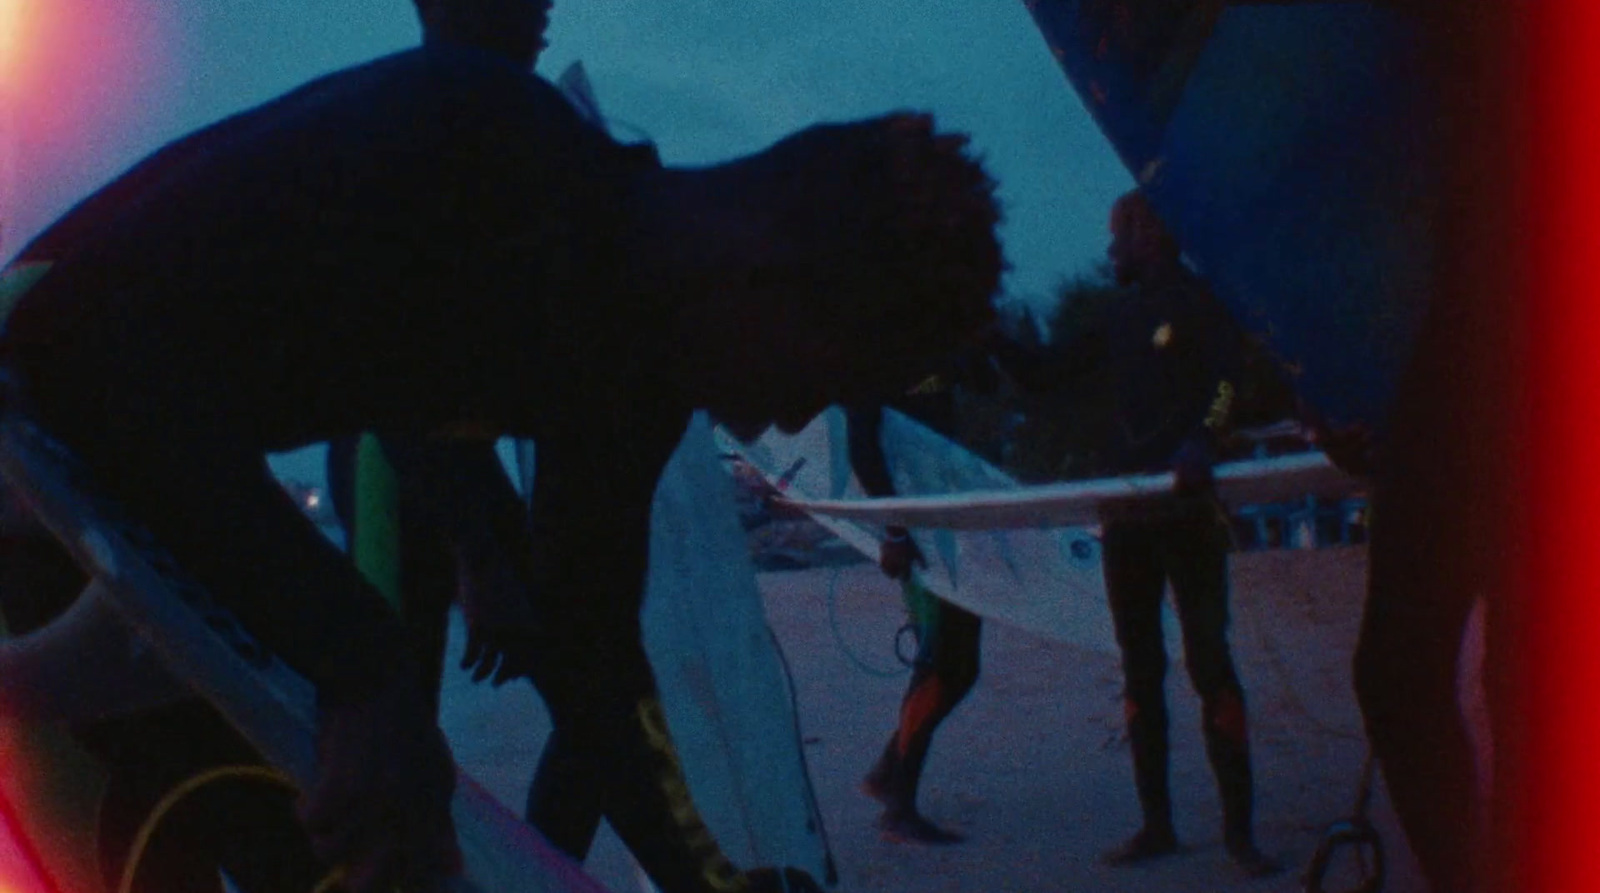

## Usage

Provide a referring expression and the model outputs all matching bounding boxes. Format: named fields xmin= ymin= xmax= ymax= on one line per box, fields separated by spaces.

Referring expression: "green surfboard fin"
xmin=352 ymin=433 xmax=403 ymax=613
xmin=0 ymin=262 xmax=52 ymax=327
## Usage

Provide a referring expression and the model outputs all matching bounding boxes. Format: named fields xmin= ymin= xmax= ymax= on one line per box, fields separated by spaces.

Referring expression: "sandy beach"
xmin=440 ymin=543 xmax=1434 ymax=893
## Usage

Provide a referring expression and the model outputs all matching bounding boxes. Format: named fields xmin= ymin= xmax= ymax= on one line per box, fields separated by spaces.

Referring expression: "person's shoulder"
xmin=423 ymin=46 xmax=661 ymax=168
xmin=256 ymin=47 xmax=430 ymax=110
xmin=1144 ymin=263 xmax=1224 ymax=314
xmin=283 ymin=44 xmax=585 ymax=135
xmin=1148 ymin=260 xmax=1208 ymax=296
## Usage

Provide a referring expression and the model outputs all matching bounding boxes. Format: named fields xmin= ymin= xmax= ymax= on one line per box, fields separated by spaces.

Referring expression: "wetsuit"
xmin=1060 ymin=262 xmax=1266 ymax=864
xmin=0 ymin=45 xmax=756 ymax=893
xmin=849 ymin=351 xmax=998 ymax=842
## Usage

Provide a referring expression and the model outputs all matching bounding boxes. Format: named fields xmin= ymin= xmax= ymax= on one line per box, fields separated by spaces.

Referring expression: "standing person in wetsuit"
xmin=849 ymin=348 xmax=1007 ymax=845
xmin=1074 ymin=190 xmax=1280 ymax=878
xmin=0 ymin=36 xmax=1003 ymax=893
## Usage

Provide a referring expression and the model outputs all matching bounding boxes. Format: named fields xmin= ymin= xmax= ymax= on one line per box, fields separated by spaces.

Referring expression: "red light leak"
xmin=0 ymin=723 xmax=60 ymax=893
xmin=0 ymin=822 xmax=50 ymax=893
xmin=1527 ymin=0 xmax=1600 ymax=889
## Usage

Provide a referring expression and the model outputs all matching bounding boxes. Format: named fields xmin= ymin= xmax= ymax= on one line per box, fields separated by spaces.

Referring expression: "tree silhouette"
xmin=963 ymin=262 xmax=1299 ymax=483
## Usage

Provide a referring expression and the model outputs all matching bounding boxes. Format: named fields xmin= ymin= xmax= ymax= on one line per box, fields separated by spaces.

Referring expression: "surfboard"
xmin=779 ymin=450 xmax=1362 ymax=532
xmin=1025 ymin=0 xmax=1438 ymax=434
xmin=716 ymin=407 xmax=1118 ymax=656
xmin=496 ymin=420 xmax=835 ymax=893
xmin=636 ymin=413 xmax=834 ymax=888
xmin=0 ymin=414 xmax=611 ymax=893
xmin=352 ymin=432 xmax=403 ymax=610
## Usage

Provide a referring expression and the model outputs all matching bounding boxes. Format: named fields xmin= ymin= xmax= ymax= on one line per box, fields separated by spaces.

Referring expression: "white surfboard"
xmin=637 ymin=414 xmax=833 ymax=886
xmin=506 ymin=418 xmax=833 ymax=890
xmin=781 ymin=450 xmax=1363 ymax=532
xmin=716 ymin=407 xmax=1118 ymax=656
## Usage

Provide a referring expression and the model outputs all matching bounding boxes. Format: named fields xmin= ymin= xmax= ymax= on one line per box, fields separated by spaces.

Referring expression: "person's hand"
xmin=745 ymin=866 xmax=826 ymax=893
xmin=456 ymin=551 xmax=541 ymax=687
xmin=878 ymin=527 xmax=926 ymax=581
xmin=301 ymin=670 xmax=462 ymax=893
xmin=1171 ymin=436 xmax=1216 ymax=498
xmin=1298 ymin=398 xmax=1379 ymax=477
xmin=1307 ymin=420 xmax=1379 ymax=478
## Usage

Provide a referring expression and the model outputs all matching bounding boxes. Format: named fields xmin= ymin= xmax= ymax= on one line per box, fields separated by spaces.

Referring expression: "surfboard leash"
xmin=1302 ymin=751 xmax=1384 ymax=893
xmin=116 ymin=763 xmax=345 ymax=893
xmin=763 ymin=624 xmax=839 ymax=888
xmin=824 ymin=568 xmax=908 ymax=679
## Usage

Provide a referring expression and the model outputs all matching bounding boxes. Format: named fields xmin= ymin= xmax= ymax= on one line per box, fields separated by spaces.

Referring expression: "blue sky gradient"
xmin=4 ymin=0 xmax=1129 ymax=307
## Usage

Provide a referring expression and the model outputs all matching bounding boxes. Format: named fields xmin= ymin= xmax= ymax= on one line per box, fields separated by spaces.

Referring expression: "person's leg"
xmin=865 ymin=594 xmax=981 ymax=844
xmin=1354 ymin=482 xmax=1479 ymax=893
xmin=521 ymin=606 xmax=748 ymax=893
xmin=861 ymin=577 xmax=933 ymax=800
xmin=399 ymin=524 xmax=457 ymax=718
xmin=1481 ymin=584 xmax=1521 ymax=893
xmin=862 ymin=579 xmax=932 ymax=802
xmin=524 ymin=724 xmax=607 ymax=859
xmin=1100 ymin=521 xmax=1179 ymax=863
xmin=1164 ymin=512 xmax=1279 ymax=877
xmin=1349 ymin=268 xmax=1489 ymax=893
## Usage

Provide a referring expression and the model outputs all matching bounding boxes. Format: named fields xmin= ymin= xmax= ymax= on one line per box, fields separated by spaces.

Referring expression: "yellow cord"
xmin=116 ymin=764 xmax=346 ymax=893
xmin=309 ymin=866 xmax=349 ymax=893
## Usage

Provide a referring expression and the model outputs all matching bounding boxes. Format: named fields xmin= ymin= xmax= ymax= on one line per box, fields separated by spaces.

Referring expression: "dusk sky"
xmin=0 ymin=0 xmax=1132 ymax=484
xmin=1 ymin=0 xmax=1130 ymax=306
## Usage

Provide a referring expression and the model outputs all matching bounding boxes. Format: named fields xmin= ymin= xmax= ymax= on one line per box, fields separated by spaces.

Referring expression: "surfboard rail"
xmin=778 ymin=451 xmax=1364 ymax=532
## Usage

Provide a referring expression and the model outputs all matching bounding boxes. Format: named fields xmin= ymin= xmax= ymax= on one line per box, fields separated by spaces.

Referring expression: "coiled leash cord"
xmin=1303 ymin=752 xmax=1385 ymax=893
xmin=118 ymin=764 xmax=348 ymax=893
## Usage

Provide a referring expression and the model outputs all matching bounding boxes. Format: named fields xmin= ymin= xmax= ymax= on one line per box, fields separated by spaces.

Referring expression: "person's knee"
xmin=1201 ymin=686 xmax=1249 ymax=745
xmin=1185 ymin=644 xmax=1241 ymax=706
xmin=1353 ymin=625 xmax=1462 ymax=750
xmin=1352 ymin=639 xmax=1414 ymax=751
xmin=1121 ymin=645 xmax=1167 ymax=699
xmin=1122 ymin=669 xmax=1165 ymax=717
xmin=1352 ymin=622 xmax=1419 ymax=721
xmin=1121 ymin=686 xmax=1167 ymax=736
xmin=939 ymin=649 xmax=980 ymax=700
